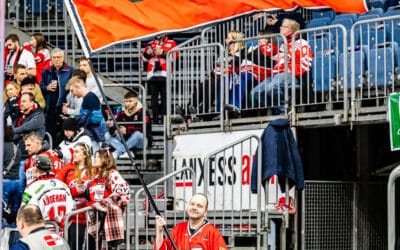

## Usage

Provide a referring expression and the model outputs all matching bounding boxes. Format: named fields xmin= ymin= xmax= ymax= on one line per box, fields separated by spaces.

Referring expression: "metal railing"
xmin=131 ymin=167 xmax=196 ymax=249
xmin=387 ymin=165 xmax=400 ymax=250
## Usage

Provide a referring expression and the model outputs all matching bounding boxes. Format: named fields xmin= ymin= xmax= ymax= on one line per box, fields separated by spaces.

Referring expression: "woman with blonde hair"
xmin=4 ymin=81 xmax=21 ymax=125
xmin=216 ymin=30 xmax=249 ymax=112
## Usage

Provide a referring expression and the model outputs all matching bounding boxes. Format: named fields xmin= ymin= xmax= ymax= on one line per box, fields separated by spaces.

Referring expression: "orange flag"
xmin=64 ymin=0 xmax=368 ymax=55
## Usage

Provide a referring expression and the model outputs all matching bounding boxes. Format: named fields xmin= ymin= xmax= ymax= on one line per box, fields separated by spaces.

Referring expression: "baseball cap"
xmin=36 ymin=155 xmax=52 ymax=172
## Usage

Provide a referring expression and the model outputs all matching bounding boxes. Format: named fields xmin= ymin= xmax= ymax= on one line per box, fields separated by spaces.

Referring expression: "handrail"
xmin=203 ymin=134 xmax=263 ymax=249
xmin=131 ymin=166 xmax=196 ymax=249
xmin=387 ymin=165 xmax=400 ymax=250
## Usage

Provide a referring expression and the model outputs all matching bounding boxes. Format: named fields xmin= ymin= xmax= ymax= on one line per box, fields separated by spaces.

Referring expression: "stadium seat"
xmin=368 ymin=47 xmax=396 ymax=86
xmin=368 ymin=7 xmax=384 ymax=16
xmin=372 ymin=41 xmax=400 ymax=69
xmin=369 ymin=0 xmax=385 ymax=9
xmin=312 ymin=51 xmax=337 ymax=92
xmin=308 ymin=31 xmax=332 ymax=54
xmin=331 ymin=18 xmax=353 ymax=31
xmin=306 ymin=17 xmax=332 ymax=28
xmin=338 ymin=47 xmax=366 ymax=89
xmin=312 ymin=9 xmax=336 ymax=22
xmin=387 ymin=5 xmax=400 ymax=12
xmin=383 ymin=8 xmax=400 ymax=17
xmin=26 ymin=0 xmax=49 ymax=14
xmin=334 ymin=13 xmax=358 ymax=22
xmin=360 ymin=24 xmax=390 ymax=47
xmin=356 ymin=13 xmax=380 ymax=23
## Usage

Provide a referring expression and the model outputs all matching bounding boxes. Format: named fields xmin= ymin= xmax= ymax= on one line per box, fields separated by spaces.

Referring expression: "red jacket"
xmin=273 ymin=33 xmax=313 ymax=77
xmin=56 ymin=163 xmax=92 ymax=225
xmin=141 ymin=36 xmax=177 ymax=80
xmin=24 ymin=149 xmax=63 ymax=186
xmin=156 ymin=221 xmax=227 ymax=250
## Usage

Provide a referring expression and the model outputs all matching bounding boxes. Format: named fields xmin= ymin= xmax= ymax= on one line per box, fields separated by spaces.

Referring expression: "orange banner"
xmin=64 ymin=0 xmax=368 ymax=55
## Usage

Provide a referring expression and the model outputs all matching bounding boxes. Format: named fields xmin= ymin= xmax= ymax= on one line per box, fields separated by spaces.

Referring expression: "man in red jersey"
xmin=154 ymin=193 xmax=227 ymax=250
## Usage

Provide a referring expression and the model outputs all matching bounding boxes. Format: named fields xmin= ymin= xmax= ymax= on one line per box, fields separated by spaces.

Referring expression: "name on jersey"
xmin=42 ymin=194 xmax=67 ymax=205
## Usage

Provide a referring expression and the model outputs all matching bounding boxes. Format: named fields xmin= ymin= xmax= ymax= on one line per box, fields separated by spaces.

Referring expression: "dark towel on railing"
xmin=251 ymin=119 xmax=304 ymax=193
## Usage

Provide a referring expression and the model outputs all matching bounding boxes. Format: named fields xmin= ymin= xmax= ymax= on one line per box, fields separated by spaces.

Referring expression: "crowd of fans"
xmin=1 ymin=10 xmax=317 ymax=249
xmin=2 ymin=32 xmax=154 ymax=249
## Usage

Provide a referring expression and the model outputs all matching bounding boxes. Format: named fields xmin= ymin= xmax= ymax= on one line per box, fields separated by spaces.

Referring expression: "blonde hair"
xmin=3 ymin=81 xmax=20 ymax=103
xmin=227 ymin=30 xmax=245 ymax=53
xmin=66 ymin=75 xmax=85 ymax=90
xmin=283 ymin=18 xmax=300 ymax=32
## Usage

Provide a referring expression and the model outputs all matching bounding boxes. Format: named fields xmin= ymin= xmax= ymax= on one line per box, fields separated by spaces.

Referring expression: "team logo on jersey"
xmin=43 ymin=234 xmax=65 ymax=246
xmin=50 ymin=179 xmax=57 ymax=187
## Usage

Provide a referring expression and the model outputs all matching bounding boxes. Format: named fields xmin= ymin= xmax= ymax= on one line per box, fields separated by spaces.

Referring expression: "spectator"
xmin=215 ymin=30 xmax=246 ymax=112
xmin=55 ymin=143 xmax=94 ymax=250
xmin=4 ymin=34 xmax=36 ymax=83
xmin=106 ymin=91 xmax=151 ymax=159
xmin=62 ymin=69 xmax=86 ymax=118
xmin=20 ymin=76 xmax=46 ymax=109
xmin=23 ymin=131 xmax=63 ymax=186
xmin=3 ymin=126 xmax=23 ymax=225
xmin=20 ymin=155 xmax=73 ymax=230
xmin=154 ymin=193 xmax=227 ymax=250
xmin=86 ymin=148 xmax=130 ymax=249
xmin=11 ymin=204 xmax=70 ymax=250
xmin=56 ymin=118 xmax=92 ymax=164
xmin=12 ymin=64 xmax=28 ymax=86
xmin=23 ymin=33 xmax=51 ymax=84
xmin=4 ymin=81 xmax=21 ymax=126
xmin=141 ymin=35 xmax=177 ymax=124
xmin=249 ymin=18 xmax=312 ymax=114
xmin=13 ymin=93 xmax=45 ymax=160
xmin=68 ymin=76 xmax=106 ymax=152
xmin=79 ymin=56 xmax=104 ymax=103
xmin=40 ymin=48 xmax=74 ymax=141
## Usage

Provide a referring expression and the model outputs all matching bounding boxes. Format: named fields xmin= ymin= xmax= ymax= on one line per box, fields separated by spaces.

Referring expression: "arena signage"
xmin=172 ymin=129 xmax=264 ymax=210
xmin=389 ymin=93 xmax=400 ymax=151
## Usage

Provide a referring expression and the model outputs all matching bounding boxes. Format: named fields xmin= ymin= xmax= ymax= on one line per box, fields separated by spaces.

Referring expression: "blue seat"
xmin=356 ymin=13 xmax=380 ymax=24
xmin=334 ymin=13 xmax=358 ymax=22
xmin=387 ymin=5 xmax=400 ymax=12
xmin=338 ymin=47 xmax=366 ymax=89
xmin=331 ymin=18 xmax=353 ymax=31
xmin=372 ymin=41 xmax=400 ymax=68
xmin=368 ymin=7 xmax=384 ymax=16
xmin=383 ymin=8 xmax=400 ymax=17
xmin=306 ymin=17 xmax=332 ymax=28
xmin=368 ymin=47 xmax=396 ymax=86
xmin=312 ymin=51 xmax=337 ymax=92
xmin=26 ymin=0 xmax=49 ymax=14
xmin=360 ymin=24 xmax=390 ymax=47
xmin=369 ymin=0 xmax=385 ymax=9
xmin=312 ymin=9 xmax=336 ymax=22
xmin=308 ymin=32 xmax=332 ymax=54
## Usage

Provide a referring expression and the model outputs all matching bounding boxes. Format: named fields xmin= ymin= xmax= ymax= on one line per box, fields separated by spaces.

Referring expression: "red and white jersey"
xmin=157 ymin=221 xmax=228 ymax=250
xmin=273 ymin=34 xmax=313 ymax=77
xmin=25 ymin=150 xmax=63 ymax=186
xmin=141 ymin=36 xmax=177 ymax=80
xmin=21 ymin=175 xmax=74 ymax=228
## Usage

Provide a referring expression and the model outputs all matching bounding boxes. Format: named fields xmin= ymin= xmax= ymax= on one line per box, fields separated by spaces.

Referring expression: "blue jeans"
xmin=107 ymin=131 xmax=144 ymax=157
xmin=216 ymin=73 xmax=256 ymax=112
xmin=250 ymin=72 xmax=297 ymax=114
xmin=3 ymin=160 xmax=25 ymax=215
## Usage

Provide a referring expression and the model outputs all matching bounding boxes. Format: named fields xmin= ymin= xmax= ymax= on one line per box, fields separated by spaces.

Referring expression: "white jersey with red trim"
xmin=21 ymin=175 xmax=74 ymax=228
